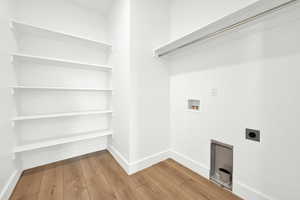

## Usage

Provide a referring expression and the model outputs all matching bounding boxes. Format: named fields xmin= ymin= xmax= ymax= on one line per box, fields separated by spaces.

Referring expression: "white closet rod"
xmin=158 ymin=0 xmax=298 ymax=57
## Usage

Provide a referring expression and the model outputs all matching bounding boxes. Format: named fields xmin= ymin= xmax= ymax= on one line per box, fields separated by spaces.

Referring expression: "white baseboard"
xmin=169 ymin=150 xmax=210 ymax=178
xmin=0 ymin=170 xmax=22 ymax=200
xmin=234 ymin=181 xmax=274 ymax=200
xmin=107 ymin=145 xmax=170 ymax=175
xmin=129 ymin=150 xmax=170 ymax=174
xmin=107 ymin=145 xmax=131 ymax=174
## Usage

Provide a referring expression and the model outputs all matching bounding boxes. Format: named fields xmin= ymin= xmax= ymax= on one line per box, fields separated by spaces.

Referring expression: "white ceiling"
xmin=70 ymin=0 xmax=114 ymax=15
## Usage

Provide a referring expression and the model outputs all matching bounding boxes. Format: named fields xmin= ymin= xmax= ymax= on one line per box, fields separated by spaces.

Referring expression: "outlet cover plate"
xmin=246 ymin=128 xmax=260 ymax=142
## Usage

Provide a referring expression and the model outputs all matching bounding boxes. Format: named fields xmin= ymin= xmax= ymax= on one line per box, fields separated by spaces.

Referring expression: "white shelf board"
xmin=13 ymin=110 xmax=113 ymax=121
xmin=14 ymin=130 xmax=112 ymax=153
xmin=12 ymin=86 xmax=113 ymax=92
xmin=11 ymin=20 xmax=112 ymax=48
xmin=155 ymin=0 xmax=296 ymax=57
xmin=12 ymin=53 xmax=112 ymax=71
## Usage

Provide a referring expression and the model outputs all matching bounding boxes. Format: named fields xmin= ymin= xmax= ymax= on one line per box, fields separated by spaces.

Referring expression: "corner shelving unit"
xmin=11 ymin=18 xmax=113 ymax=165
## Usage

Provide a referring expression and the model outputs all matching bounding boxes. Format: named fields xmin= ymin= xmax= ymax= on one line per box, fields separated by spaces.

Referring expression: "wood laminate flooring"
xmin=10 ymin=150 xmax=242 ymax=200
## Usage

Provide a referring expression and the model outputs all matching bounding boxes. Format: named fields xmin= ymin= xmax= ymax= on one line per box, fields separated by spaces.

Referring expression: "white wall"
xmin=0 ymin=0 xmax=20 ymax=198
xmin=168 ymin=1 xmax=300 ymax=200
xmin=108 ymin=0 xmax=132 ymax=161
xmin=108 ymin=0 xmax=170 ymax=170
xmin=14 ymin=0 xmax=108 ymax=42
xmin=130 ymin=0 xmax=170 ymax=162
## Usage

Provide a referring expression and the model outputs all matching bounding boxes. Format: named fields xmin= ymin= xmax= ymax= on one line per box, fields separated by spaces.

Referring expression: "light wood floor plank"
xmin=10 ymin=167 xmax=44 ymax=200
xmin=63 ymin=160 xmax=90 ymax=200
xmin=131 ymin=168 xmax=173 ymax=200
xmin=80 ymin=156 xmax=117 ymax=200
xmin=10 ymin=151 xmax=243 ymax=200
xmin=155 ymin=161 xmax=208 ymax=200
xmin=156 ymin=161 xmax=192 ymax=185
xmin=38 ymin=163 xmax=63 ymax=200
xmin=94 ymin=152 xmax=138 ymax=200
xmin=145 ymin=164 xmax=194 ymax=200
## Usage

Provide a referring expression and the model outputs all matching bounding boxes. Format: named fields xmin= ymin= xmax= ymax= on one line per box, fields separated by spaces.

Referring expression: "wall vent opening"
xmin=210 ymin=140 xmax=233 ymax=191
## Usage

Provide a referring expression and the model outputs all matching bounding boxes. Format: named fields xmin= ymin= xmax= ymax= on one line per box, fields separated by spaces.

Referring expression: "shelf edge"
xmin=14 ymin=130 xmax=113 ymax=153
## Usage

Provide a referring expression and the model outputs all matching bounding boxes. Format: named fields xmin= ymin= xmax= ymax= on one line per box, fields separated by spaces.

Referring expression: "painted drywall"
xmin=12 ymin=0 xmax=112 ymax=169
xmin=69 ymin=0 xmax=113 ymax=15
xmin=0 ymin=0 xmax=20 ymax=198
xmin=108 ymin=0 xmax=170 ymax=164
xmin=170 ymin=0 xmax=259 ymax=40
xmin=108 ymin=0 xmax=132 ymax=161
xmin=14 ymin=0 xmax=108 ymax=42
xmin=168 ymin=1 xmax=300 ymax=199
xmin=130 ymin=0 xmax=170 ymax=162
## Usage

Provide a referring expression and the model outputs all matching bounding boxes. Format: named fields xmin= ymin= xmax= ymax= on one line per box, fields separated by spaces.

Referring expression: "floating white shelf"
xmin=14 ymin=129 xmax=113 ymax=153
xmin=154 ymin=0 xmax=296 ymax=57
xmin=11 ymin=20 xmax=112 ymax=48
xmin=12 ymin=53 xmax=112 ymax=71
xmin=13 ymin=110 xmax=113 ymax=121
xmin=12 ymin=86 xmax=113 ymax=92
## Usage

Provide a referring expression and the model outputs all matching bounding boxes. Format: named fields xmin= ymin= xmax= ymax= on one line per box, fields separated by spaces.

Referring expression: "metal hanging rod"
xmin=157 ymin=0 xmax=299 ymax=57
